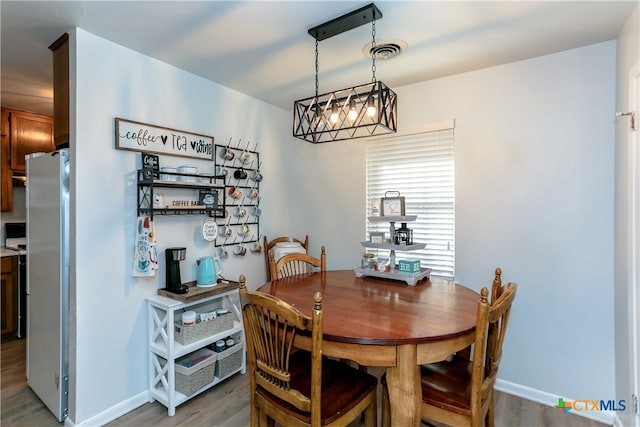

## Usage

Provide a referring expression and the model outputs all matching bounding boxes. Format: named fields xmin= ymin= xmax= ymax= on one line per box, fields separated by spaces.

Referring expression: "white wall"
xmin=418 ymin=42 xmax=616 ymax=403
xmin=286 ymin=138 xmax=366 ymax=263
xmin=70 ymin=28 xmax=290 ymax=425
xmin=67 ymin=28 xmax=620 ymax=425
xmin=614 ymin=4 xmax=640 ymax=427
xmin=288 ymin=41 xmax=617 ymax=418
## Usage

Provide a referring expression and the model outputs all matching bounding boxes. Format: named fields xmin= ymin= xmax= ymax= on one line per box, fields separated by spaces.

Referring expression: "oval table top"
xmin=257 ymin=269 xmax=480 ymax=346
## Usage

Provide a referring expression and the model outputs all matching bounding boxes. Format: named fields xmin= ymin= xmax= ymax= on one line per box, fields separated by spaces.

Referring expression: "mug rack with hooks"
xmin=215 ymin=139 xmax=261 ymax=250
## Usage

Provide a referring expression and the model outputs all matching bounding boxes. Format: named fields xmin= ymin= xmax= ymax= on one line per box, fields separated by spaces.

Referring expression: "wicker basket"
xmin=215 ymin=342 xmax=243 ymax=378
xmin=173 ymin=348 xmax=217 ymax=396
xmin=174 ymin=311 xmax=233 ymax=345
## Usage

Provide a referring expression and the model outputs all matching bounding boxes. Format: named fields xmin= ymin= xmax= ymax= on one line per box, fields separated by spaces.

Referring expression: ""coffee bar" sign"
xmin=115 ymin=118 xmax=214 ymax=160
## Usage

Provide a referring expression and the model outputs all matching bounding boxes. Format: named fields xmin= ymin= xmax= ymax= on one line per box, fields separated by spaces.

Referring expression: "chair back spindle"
xmin=270 ymin=246 xmax=326 ymax=280
xmin=263 ymin=235 xmax=310 ymax=281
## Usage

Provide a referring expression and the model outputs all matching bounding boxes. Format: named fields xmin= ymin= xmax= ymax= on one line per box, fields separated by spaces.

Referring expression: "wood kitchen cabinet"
xmin=49 ymin=33 xmax=69 ymax=148
xmin=8 ymin=109 xmax=54 ymax=172
xmin=1 ymin=109 xmax=11 ymax=212
xmin=0 ymin=108 xmax=54 ymax=211
xmin=1 ymin=256 xmax=18 ymax=336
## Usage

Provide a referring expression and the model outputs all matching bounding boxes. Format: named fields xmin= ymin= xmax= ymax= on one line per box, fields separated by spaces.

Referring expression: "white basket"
xmin=174 ymin=311 xmax=233 ymax=345
xmin=215 ymin=342 xmax=243 ymax=378
xmin=173 ymin=348 xmax=217 ymax=396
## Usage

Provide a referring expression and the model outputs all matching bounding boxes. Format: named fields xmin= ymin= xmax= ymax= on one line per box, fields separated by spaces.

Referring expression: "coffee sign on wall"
xmin=115 ymin=118 xmax=214 ymax=160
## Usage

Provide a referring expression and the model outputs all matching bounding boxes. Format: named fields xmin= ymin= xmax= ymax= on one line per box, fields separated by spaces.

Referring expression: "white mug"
xmin=236 ymin=206 xmax=247 ymax=217
xmin=233 ymin=245 xmax=247 ymax=256
xmin=240 ymin=151 xmax=251 ymax=164
xmin=239 ymin=223 xmax=251 ymax=236
xmin=219 ymin=147 xmax=234 ymax=161
xmin=250 ymin=242 xmax=262 ymax=252
xmin=217 ymin=246 xmax=229 ymax=258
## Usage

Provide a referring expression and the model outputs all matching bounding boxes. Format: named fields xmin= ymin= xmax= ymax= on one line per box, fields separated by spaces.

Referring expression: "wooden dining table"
xmin=257 ymin=269 xmax=480 ymax=427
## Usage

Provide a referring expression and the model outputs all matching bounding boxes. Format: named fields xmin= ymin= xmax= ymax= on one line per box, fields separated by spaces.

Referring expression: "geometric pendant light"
xmin=293 ymin=3 xmax=397 ymax=143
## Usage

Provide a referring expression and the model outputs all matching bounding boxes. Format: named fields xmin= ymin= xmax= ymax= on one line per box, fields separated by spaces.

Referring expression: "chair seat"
xmin=420 ymin=354 xmax=473 ymax=416
xmin=380 ymin=354 xmax=473 ymax=420
xmin=256 ymin=350 xmax=378 ymax=425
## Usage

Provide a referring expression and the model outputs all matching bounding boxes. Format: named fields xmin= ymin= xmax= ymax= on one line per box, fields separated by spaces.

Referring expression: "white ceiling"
xmin=1 ymin=1 xmax=637 ymax=117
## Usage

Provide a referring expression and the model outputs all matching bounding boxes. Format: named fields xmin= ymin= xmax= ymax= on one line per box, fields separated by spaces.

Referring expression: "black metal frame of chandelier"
xmin=293 ymin=81 xmax=397 ymax=144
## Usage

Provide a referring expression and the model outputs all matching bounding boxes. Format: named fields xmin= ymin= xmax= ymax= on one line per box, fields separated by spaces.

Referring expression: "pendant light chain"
xmin=371 ymin=19 xmax=377 ymax=83
xmin=315 ymin=38 xmax=319 ymax=98
xmin=314 ymin=37 xmax=320 ymax=124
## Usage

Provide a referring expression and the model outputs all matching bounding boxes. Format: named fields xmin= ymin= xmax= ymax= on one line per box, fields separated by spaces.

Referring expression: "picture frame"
xmin=199 ymin=189 xmax=218 ymax=209
xmin=115 ymin=118 xmax=214 ymax=160
xmin=370 ymin=231 xmax=385 ymax=244
xmin=141 ymin=153 xmax=160 ymax=178
xmin=380 ymin=196 xmax=405 ymax=216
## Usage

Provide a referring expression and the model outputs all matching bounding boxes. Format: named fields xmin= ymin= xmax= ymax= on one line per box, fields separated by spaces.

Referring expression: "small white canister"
xmin=182 ymin=310 xmax=196 ymax=326
xmin=178 ymin=165 xmax=197 ymax=183
xmin=160 ymin=166 xmax=177 ymax=181
xmin=198 ymin=173 xmax=210 ymax=184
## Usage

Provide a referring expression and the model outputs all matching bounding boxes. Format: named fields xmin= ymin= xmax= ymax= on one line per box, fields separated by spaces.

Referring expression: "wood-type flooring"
xmin=1 ymin=336 xmax=610 ymax=427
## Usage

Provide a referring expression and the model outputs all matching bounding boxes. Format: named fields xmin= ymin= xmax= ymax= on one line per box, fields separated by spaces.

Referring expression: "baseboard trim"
xmin=70 ymin=391 xmax=149 ymax=426
xmin=62 ymin=380 xmax=624 ymax=426
xmin=612 ymin=413 xmax=625 ymax=427
xmin=495 ymin=379 xmax=618 ymax=426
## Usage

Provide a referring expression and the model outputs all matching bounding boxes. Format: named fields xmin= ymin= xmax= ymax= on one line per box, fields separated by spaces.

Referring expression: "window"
xmin=366 ymin=120 xmax=455 ymax=278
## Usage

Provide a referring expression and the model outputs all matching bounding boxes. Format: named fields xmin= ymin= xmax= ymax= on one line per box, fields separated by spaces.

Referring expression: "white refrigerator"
xmin=26 ymin=149 xmax=70 ymax=422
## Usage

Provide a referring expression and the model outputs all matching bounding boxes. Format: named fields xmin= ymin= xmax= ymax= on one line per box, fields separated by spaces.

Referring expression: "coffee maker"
xmin=165 ymin=247 xmax=188 ymax=294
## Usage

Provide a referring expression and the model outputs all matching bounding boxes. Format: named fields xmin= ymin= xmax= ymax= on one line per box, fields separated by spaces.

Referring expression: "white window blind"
xmin=366 ymin=122 xmax=455 ymax=278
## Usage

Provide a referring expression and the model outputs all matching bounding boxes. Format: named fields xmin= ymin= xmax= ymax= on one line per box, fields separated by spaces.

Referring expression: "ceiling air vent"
xmin=363 ymin=39 xmax=406 ymax=60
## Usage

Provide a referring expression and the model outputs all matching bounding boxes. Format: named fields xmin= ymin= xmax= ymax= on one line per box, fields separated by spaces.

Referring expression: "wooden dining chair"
xmin=457 ymin=267 xmax=506 ymax=361
xmin=263 ymin=235 xmax=310 ymax=281
xmin=269 ymin=245 xmax=326 ymax=280
xmin=381 ymin=279 xmax=517 ymax=427
xmin=270 ymin=246 xmax=369 ymax=375
xmin=239 ymin=279 xmax=378 ymax=427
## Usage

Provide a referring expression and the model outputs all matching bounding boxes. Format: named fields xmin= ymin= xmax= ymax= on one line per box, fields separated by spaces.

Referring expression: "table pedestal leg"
xmin=386 ymin=344 xmax=420 ymax=427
